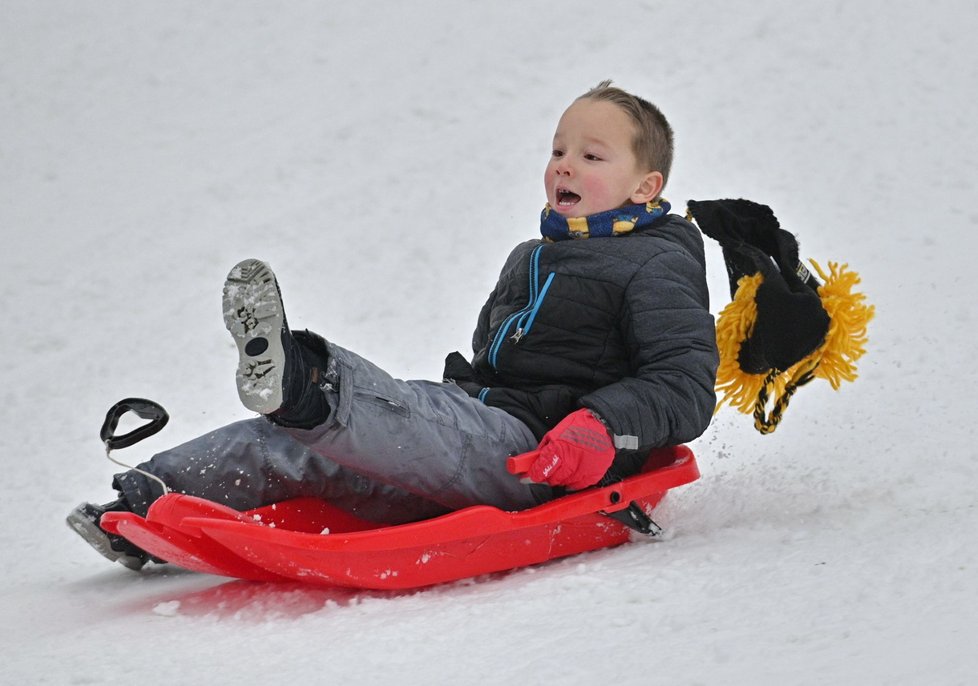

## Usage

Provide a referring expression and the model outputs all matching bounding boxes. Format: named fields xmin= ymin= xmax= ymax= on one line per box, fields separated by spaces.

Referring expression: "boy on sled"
xmin=69 ymin=81 xmax=719 ymax=570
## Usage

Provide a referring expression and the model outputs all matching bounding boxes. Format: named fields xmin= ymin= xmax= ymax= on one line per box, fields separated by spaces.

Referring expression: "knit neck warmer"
xmin=540 ymin=199 xmax=671 ymax=241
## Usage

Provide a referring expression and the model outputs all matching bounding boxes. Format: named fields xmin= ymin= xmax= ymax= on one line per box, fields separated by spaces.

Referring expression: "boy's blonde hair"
xmin=578 ymin=80 xmax=674 ymax=187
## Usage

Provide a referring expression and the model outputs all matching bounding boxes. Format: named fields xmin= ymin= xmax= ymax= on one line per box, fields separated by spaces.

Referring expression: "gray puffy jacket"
xmin=444 ymin=212 xmax=718 ymax=474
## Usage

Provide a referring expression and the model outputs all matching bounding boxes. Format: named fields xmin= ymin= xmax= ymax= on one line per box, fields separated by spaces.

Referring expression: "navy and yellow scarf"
xmin=540 ymin=199 xmax=671 ymax=241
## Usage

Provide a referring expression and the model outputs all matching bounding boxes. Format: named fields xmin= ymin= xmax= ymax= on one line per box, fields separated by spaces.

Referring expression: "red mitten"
xmin=526 ymin=409 xmax=615 ymax=490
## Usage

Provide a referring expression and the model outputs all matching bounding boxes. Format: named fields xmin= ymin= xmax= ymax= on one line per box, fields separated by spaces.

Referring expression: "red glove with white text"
xmin=526 ymin=409 xmax=615 ymax=490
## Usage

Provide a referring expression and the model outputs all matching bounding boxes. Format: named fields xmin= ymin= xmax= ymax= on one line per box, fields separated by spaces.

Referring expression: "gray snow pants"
xmin=114 ymin=342 xmax=552 ymax=524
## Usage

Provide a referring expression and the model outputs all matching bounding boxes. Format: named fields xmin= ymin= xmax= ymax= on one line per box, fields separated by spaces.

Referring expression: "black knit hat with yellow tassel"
xmin=687 ymin=198 xmax=874 ymax=434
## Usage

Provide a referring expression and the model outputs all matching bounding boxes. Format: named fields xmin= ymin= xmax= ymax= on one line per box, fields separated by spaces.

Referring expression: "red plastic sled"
xmin=101 ymin=445 xmax=699 ymax=590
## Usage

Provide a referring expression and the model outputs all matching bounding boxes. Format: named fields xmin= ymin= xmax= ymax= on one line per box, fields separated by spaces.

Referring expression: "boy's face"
xmin=545 ymin=98 xmax=662 ymax=217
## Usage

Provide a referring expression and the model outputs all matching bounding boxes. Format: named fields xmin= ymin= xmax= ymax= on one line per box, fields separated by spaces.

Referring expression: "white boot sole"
xmin=222 ymin=259 xmax=288 ymax=415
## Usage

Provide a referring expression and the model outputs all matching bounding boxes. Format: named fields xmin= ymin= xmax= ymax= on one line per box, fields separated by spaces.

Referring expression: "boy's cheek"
xmin=579 ymin=178 xmax=610 ymax=207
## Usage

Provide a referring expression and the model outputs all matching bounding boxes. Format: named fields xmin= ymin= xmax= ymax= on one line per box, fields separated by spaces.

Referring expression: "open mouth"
xmin=556 ymin=188 xmax=581 ymax=208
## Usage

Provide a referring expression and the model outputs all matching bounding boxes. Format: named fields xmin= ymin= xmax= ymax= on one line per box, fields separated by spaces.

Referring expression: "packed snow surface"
xmin=2 ymin=1 xmax=976 ymax=684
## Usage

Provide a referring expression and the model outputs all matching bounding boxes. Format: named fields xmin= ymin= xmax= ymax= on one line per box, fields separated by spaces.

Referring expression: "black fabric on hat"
xmin=687 ymin=198 xmax=830 ymax=374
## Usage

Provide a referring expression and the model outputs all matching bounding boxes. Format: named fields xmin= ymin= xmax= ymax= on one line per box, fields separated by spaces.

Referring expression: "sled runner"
xmin=101 ymin=444 xmax=699 ymax=590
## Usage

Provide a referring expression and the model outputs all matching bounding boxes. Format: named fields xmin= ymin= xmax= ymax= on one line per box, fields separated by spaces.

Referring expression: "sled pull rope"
xmin=100 ymin=398 xmax=171 ymax=495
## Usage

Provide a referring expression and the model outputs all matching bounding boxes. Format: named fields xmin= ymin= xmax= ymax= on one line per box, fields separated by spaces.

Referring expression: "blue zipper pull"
xmin=488 ymin=245 xmax=545 ymax=368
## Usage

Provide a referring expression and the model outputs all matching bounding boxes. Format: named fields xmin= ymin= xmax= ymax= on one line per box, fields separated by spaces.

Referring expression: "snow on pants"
xmin=114 ymin=342 xmax=552 ymax=524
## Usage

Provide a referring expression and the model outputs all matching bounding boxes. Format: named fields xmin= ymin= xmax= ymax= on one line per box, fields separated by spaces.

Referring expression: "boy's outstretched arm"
xmin=580 ymin=246 xmax=719 ymax=451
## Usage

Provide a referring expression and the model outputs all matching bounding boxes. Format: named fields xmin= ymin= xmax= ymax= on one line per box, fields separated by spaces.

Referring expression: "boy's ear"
xmin=630 ymin=171 xmax=664 ymax=204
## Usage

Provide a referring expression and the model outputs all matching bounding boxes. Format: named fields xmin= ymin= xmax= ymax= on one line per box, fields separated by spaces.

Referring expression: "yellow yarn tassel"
xmin=714 ymin=273 xmax=767 ymax=415
xmin=808 ymin=259 xmax=875 ymax=389
xmin=714 ymin=260 xmax=874 ymax=429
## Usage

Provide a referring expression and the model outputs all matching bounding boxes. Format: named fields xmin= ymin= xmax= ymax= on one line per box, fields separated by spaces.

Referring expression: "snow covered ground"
xmin=2 ymin=0 xmax=977 ymax=683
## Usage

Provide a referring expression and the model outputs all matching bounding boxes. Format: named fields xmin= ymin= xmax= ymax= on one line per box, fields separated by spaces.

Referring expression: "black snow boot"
xmin=222 ymin=258 xmax=330 ymax=428
xmin=66 ymin=499 xmax=155 ymax=571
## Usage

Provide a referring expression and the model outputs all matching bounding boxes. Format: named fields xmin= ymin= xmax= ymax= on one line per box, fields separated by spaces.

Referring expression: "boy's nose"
xmin=554 ymin=159 xmax=573 ymax=176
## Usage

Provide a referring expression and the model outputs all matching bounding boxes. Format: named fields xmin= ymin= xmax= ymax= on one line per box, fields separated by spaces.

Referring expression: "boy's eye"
xmin=584 ymin=153 xmax=602 ymax=161
xmin=551 ymin=150 xmax=564 ymax=158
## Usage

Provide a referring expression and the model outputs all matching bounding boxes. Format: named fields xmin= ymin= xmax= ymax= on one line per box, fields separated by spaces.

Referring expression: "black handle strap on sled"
xmin=100 ymin=398 xmax=169 ymax=450
xmin=100 ymin=398 xmax=172 ymax=495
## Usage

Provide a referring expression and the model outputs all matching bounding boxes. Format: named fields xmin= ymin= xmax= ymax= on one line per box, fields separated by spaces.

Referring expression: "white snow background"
xmin=2 ymin=1 xmax=977 ymax=684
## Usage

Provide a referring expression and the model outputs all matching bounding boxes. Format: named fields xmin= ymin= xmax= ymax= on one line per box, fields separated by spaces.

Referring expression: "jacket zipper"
xmin=488 ymin=245 xmax=554 ymax=369
xmin=511 ymin=272 xmax=555 ymax=342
